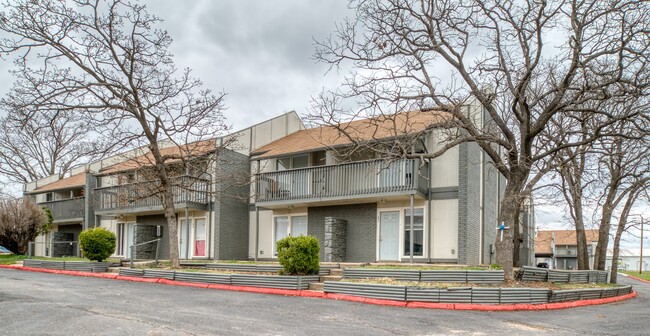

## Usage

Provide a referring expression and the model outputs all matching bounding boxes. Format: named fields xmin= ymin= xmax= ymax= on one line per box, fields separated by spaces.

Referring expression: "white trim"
xmin=376 ymin=206 xmax=428 ymax=262
xmin=271 ymin=213 xmax=308 ymax=257
xmin=177 ymin=216 xmax=207 ymax=259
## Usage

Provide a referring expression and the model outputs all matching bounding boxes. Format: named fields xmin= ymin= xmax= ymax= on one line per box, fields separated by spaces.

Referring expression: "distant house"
xmin=534 ymin=229 xmax=599 ymax=269
xmin=606 ymin=248 xmax=650 ymax=272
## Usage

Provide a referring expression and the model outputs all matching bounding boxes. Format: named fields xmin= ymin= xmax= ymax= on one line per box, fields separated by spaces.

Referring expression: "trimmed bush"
xmin=79 ymin=227 xmax=116 ymax=262
xmin=276 ymin=235 xmax=320 ymax=275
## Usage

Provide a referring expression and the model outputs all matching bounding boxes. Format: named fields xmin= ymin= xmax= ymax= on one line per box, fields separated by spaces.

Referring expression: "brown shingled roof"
xmin=98 ymin=139 xmax=216 ymax=175
xmin=535 ymin=229 xmax=599 ymax=255
xmin=30 ymin=173 xmax=86 ymax=193
xmin=250 ymin=110 xmax=449 ymax=159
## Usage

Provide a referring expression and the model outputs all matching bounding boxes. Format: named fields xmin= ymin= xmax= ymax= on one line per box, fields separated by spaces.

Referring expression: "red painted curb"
xmin=2 ymin=265 xmax=639 ymax=311
xmin=625 ymin=275 xmax=650 ymax=284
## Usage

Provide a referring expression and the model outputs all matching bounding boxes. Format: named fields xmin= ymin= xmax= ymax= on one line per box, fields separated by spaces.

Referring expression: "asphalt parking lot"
xmin=1 ymin=268 xmax=648 ymax=335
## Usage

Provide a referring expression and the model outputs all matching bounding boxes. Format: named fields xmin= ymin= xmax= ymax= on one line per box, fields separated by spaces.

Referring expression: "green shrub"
xmin=79 ymin=227 xmax=116 ymax=262
xmin=276 ymin=235 xmax=320 ymax=275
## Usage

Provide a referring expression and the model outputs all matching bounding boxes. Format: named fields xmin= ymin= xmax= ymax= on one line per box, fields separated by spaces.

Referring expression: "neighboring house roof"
xmin=97 ymin=139 xmax=216 ymax=175
xmin=606 ymin=248 xmax=650 ymax=258
xmin=250 ymin=110 xmax=448 ymax=159
xmin=534 ymin=229 xmax=599 ymax=255
xmin=28 ymin=173 xmax=86 ymax=194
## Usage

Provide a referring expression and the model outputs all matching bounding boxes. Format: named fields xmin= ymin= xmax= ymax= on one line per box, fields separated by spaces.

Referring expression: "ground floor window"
xmin=404 ymin=208 xmax=424 ymax=256
xmin=178 ymin=217 xmax=207 ymax=258
xmin=274 ymin=215 xmax=307 ymax=255
xmin=116 ymin=222 xmax=135 ymax=257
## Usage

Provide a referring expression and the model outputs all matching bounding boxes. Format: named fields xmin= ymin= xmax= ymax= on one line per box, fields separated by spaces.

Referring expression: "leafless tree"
xmin=0 ymin=197 xmax=51 ymax=254
xmin=0 ymin=108 xmax=113 ymax=187
xmin=609 ymin=185 xmax=648 ymax=283
xmin=0 ymin=0 xmax=229 ymax=267
xmin=591 ymin=121 xmax=650 ymax=271
xmin=312 ymin=0 xmax=649 ymax=279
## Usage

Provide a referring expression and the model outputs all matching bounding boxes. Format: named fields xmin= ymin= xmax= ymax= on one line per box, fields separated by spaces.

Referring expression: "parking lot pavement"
xmin=1 ymin=268 xmax=648 ymax=335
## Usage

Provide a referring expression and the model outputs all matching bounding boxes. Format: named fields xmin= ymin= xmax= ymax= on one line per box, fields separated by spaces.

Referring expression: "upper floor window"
xmin=276 ymin=155 xmax=309 ymax=171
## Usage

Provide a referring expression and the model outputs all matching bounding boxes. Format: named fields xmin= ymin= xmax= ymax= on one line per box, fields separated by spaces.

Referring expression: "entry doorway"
xmin=379 ymin=211 xmax=400 ymax=261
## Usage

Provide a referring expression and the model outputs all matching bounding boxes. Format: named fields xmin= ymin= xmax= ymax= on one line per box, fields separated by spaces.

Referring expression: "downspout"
xmin=478 ymin=107 xmax=485 ymax=265
xmin=410 ymin=193 xmax=414 ymax=264
xmin=254 ymin=160 xmax=260 ymax=262
xmin=207 ymin=163 xmax=213 ymax=260
xmin=185 ymin=206 xmax=190 ymax=259
xmin=427 ymin=158 xmax=432 ymax=263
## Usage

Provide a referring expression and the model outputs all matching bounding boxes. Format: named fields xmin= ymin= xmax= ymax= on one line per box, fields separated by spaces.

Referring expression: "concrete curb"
xmin=624 ymin=274 xmax=650 ymax=284
xmin=0 ymin=265 xmax=637 ymax=311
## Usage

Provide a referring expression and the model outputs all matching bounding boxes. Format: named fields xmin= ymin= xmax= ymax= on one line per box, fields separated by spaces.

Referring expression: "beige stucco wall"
xmin=430 ymin=198 xmax=459 ymax=260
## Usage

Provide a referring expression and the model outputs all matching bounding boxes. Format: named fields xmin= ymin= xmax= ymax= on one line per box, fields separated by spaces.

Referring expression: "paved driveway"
xmin=0 ymin=268 xmax=647 ymax=335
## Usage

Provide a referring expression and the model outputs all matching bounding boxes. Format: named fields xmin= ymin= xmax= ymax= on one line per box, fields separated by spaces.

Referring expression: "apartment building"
xmin=534 ymin=229 xmax=599 ymax=269
xmin=248 ymin=106 xmax=515 ymax=266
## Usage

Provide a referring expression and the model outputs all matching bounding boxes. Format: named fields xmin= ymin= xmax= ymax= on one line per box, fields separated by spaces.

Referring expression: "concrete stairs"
xmin=308 ymin=268 xmax=343 ymax=291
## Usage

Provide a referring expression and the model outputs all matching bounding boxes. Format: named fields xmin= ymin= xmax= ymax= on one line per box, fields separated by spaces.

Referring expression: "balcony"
xmin=94 ymin=175 xmax=210 ymax=214
xmin=40 ymin=197 xmax=85 ymax=223
xmin=255 ymin=159 xmax=428 ymax=207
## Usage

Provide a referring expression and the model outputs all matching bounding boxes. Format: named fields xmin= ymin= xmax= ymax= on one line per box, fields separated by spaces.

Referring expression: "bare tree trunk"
xmin=610 ymin=220 xmax=625 ymax=284
xmin=497 ymin=174 xmax=526 ymax=281
xmin=594 ymin=204 xmax=614 ymax=270
xmin=162 ymin=189 xmax=180 ymax=268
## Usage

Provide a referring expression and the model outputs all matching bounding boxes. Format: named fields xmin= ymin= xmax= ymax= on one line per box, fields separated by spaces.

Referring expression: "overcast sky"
xmin=0 ymin=0 xmax=645 ymax=249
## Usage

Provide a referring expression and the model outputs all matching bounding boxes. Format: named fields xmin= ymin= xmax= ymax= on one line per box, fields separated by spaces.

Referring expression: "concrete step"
xmin=107 ymin=267 xmax=121 ymax=273
xmin=308 ymin=282 xmax=324 ymax=291
xmin=328 ymin=268 xmax=343 ymax=276
xmin=320 ymin=275 xmax=342 ymax=282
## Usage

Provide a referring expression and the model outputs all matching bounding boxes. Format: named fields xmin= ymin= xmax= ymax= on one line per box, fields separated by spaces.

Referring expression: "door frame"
xmin=375 ymin=205 xmax=428 ymax=261
xmin=377 ymin=210 xmax=400 ymax=261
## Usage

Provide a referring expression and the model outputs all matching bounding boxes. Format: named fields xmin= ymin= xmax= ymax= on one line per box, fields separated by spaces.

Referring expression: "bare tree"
xmin=0 ymin=108 xmax=113 ymax=186
xmin=0 ymin=0 xmax=229 ymax=267
xmin=0 ymin=198 xmax=52 ymax=254
xmin=609 ymin=184 xmax=648 ymax=283
xmin=592 ymin=121 xmax=650 ymax=271
xmin=312 ymin=0 xmax=649 ymax=279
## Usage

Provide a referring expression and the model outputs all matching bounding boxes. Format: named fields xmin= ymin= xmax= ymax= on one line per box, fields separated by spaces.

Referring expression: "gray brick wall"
xmin=308 ymin=203 xmax=377 ymax=262
xmin=136 ymin=214 xmax=169 ymax=259
xmin=482 ymin=161 xmax=500 ymax=265
xmin=84 ymin=174 xmax=96 ymax=228
xmin=458 ymin=142 xmax=482 ymax=266
xmin=212 ymin=149 xmax=250 ymax=260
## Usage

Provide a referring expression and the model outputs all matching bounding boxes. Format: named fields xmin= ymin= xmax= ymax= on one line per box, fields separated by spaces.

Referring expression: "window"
xmin=404 ymin=208 xmax=424 ymax=256
xmin=45 ymin=193 xmax=53 ymax=202
xmin=276 ymin=155 xmax=310 ymax=170
xmin=274 ymin=215 xmax=308 ymax=255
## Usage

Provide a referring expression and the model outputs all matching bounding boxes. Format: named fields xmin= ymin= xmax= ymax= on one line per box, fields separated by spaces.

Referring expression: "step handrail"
xmin=129 ymin=238 xmax=162 ymax=268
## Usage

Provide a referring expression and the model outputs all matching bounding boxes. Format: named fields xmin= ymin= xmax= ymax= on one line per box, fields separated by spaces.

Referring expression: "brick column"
xmin=324 ymin=217 xmax=347 ymax=262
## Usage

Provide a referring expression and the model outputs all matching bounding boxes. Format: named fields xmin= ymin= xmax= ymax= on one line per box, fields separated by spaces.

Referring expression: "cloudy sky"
xmin=143 ymin=0 xmax=352 ymax=131
xmin=0 ymin=0 xmax=644 ymax=249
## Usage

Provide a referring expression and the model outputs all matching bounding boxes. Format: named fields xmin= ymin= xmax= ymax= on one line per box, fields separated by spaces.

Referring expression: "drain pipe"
xmin=410 ymin=193 xmax=414 ymax=264
xmin=254 ymin=160 xmax=261 ymax=262
xmin=427 ymin=158 xmax=432 ymax=263
xmin=185 ymin=206 xmax=190 ymax=259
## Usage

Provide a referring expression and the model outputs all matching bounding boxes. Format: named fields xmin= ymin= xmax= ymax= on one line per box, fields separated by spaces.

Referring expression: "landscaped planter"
xmin=173 ymin=271 xmax=231 ymax=285
xmin=324 ymin=281 xmax=407 ymax=301
xmin=22 ymin=259 xmax=110 ymax=272
xmin=143 ymin=269 xmax=175 ymax=280
xmin=230 ymin=274 xmax=320 ymax=290
xmin=325 ymin=281 xmax=632 ymax=305
xmin=205 ymin=263 xmax=336 ymax=276
xmin=343 ymin=268 xmax=505 ymax=284
xmin=343 ymin=268 xmax=420 ymax=281
xmin=521 ymin=267 xmax=609 ymax=284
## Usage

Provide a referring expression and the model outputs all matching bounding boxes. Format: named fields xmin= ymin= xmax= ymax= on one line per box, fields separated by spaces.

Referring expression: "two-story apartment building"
xmin=534 ymin=229 xmax=599 ymax=269
xmin=26 ymin=111 xmax=304 ymax=261
xmin=248 ymin=107 xmax=510 ymax=266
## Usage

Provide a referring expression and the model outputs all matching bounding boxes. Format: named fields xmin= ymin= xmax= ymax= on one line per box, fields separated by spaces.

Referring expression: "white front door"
xmin=178 ymin=219 xmax=189 ymax=259
xmin=379 ymin=211 xmax=400 ymax=261
xmin=126 ymin=223 xmax=135 ymax=258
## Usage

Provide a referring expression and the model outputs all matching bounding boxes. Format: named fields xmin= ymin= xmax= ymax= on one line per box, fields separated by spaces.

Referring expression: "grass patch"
xmin=343 ymin=278 xmax=619 ymax=290
xmin=0 ymin=254 xmax=28 ymax=265
xmin=621 ymin=271 xmax=650 ymax=281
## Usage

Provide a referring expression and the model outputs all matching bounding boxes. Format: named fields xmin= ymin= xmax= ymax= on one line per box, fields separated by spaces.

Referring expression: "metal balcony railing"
xmin=255 ymin=159 xmax=428 ymax=203
xmin=94 ymin=175 xmax=209 ymax=211
xmin=39 ymin=197 xmax=85 ymax=221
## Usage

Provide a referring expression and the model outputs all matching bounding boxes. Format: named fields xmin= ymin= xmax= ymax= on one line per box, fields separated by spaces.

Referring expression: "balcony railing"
xmin=40 ymin=197 xmax=85 ymax=222
xmin=255 ymin=159 xmax=428 ymax=203
xmin=94 ymin=175 xmax=210 ymax=212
